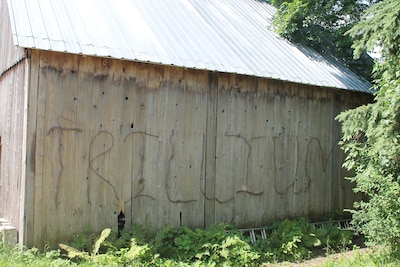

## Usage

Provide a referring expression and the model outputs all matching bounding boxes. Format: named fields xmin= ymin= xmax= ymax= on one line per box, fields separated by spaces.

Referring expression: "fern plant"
xmin=153 ymin=224 xmax=261 ymax=266
xmin=59 ymin=228 xmax=111 ymax=260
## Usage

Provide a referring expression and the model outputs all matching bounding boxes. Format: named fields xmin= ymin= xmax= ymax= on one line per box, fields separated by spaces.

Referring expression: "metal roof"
xmin=6 ymin=0 xmax=372 ymax=92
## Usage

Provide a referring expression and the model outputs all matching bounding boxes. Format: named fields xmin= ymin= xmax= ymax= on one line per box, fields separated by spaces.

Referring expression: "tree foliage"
xmin=271 ymin=0 xmax=375 ymax=80
xmin=336 ymin=0 xmax=400 ymax=251
xmin=347 ymin=0 xmax=400 ymax=84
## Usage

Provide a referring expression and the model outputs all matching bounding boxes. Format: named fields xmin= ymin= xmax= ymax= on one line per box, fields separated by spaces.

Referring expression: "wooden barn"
xmin=0 ymin=0 xmax=372 ymax=247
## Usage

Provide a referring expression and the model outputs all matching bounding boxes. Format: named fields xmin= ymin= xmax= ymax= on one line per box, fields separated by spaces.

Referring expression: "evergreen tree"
xmin=337 ymin=0 xmax=400 ymax=251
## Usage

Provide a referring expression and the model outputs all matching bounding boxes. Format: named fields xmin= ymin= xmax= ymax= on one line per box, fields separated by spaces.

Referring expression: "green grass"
xmin=0 ymin=250 xmax=394 ymax=267
xmin=1 ymin=244 xmax=400 ymax=267
xmin=321 ymin=249 xmax=400 ymax=267
xmin=0 ymin=246 xmax=73 ymax=267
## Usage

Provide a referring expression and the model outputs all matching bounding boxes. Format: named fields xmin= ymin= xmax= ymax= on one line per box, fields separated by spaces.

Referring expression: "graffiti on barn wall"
xmin=47 ymin=110 xmax=338 ymax=208
xmin=47 ymin=108 xmax=83 ymax=207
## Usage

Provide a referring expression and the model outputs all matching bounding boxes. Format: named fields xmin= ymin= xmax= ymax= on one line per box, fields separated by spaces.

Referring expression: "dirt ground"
xmin=263 ymin=237 xmax=372 ymax=266
xmin=282 ymin=247 xmax=371 ymax=266
xmin=260 ymin=247 xmax=371 ymax=267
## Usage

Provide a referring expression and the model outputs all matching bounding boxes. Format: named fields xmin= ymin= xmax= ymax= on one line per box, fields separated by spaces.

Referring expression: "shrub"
xmin=53 ymin=219 xmax=354 ymax=265
xmin=153 ymin=224 xmax=260 ymax=266
xmin=253 ymin=218 xmax=353 ymax=262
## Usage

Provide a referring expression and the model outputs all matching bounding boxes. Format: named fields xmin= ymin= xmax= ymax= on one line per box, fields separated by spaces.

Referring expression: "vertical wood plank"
xmin=74 ymin=55 xmax=94 ymax=233
xmin=204 ymin=72 xmax=218 ymax=227
xmin=33 ymin=50 xmax=48 ymax=246
xmin=19 ymin=50 xmax=31 ymax=246
xmin=331 ymin=92 xmax=341 ymax=212
xmin=24 ymin=50 xmax=40 ymax=247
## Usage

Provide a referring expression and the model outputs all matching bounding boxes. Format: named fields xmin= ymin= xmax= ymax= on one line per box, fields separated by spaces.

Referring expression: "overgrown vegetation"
xmin=254 ymin=218 xmax=353 ymax=262
xmin=336 ymin=0 xmax=400 ymax=253
xmin=0 ymin=218 xmax=356 ymax=266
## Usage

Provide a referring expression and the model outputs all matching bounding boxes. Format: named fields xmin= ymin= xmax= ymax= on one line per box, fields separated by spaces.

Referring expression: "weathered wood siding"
xmin=25 ymin=51 xmax=209 ymax=246
xmin=0 ymin=0 xmax=28 ymax=236
xmin=25 ymin=50 xmax=370 ymax=247
xmin=212 ymin=75 xmax=362 ymax=227
xmin=0 ymin=0 xmax=25 ymax=74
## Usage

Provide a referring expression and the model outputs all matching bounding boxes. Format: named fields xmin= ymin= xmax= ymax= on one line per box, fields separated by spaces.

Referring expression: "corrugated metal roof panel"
xmin=6 ymin=0 xmax=372 ymax=92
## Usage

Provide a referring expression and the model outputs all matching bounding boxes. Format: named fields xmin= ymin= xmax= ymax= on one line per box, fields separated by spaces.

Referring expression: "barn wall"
xmin=0 ymin=0 xmax=28 ymax=238
xmin=211 ymin=74 xmax=367 ymax=227
xmin=25 ymin=50 xmax=371 ymax=247
xmin=25 ymin=51 xmax=209 ymax=247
